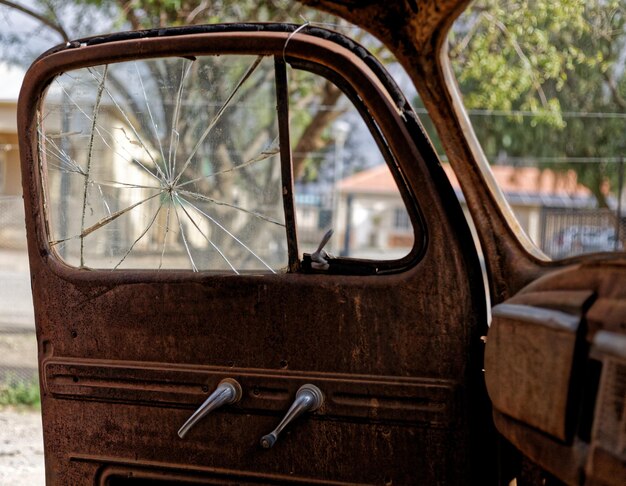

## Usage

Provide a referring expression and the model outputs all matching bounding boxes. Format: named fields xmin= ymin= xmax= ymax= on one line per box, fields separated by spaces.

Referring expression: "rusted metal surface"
xmin=490 ymin=319 xmax=626 ymax=486
xmin=589 ymin=331 xmax=626 ymax=485
xmin=300 ymin=0 xmax=626 ymax=303
xmin=18 ymin=1 xmax=626 ymax=484
xmin=506 ymin=290 xmax=596 ymax=317
xmin=274 ymin=57 xmax=300 ymax=273
xmin=493 ymin=410 xmax=589 ymax=486
xmin=486 ymin=304 xmax=581 ymax=441
xmin=485 ymin=261 xmax=626 ymax=485
xmin=288 ymin=3 xmax=626 ymax=482
xmin=42 ymin=359 xmax=458 ymax=426
xmin=297 ymin=0 xmax=545 ymax=302
xmin=19 ymin=27 xmax=493 ymax=484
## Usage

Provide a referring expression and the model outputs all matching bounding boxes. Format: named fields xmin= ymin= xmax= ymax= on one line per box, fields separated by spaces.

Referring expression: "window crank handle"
xmin=178 ymin=378 xmax=242 ymax=438
xmin=260 ymin=384 xmax=324 ymax=449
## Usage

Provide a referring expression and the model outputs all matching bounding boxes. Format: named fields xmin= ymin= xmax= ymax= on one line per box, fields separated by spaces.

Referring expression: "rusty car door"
xmin=292 ymin=1 xmax=626 ymax=484
xmin=18 ymin=25 xmax=497 ymax=485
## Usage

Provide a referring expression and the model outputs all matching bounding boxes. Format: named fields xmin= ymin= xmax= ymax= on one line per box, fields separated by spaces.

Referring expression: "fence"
xmin=0 ymin=195 xmax=26 ymax=250
xmin=0 ymin=195 xmax=37 ymax=390
xmin=540 ymin=207 xmax=626 ymax=259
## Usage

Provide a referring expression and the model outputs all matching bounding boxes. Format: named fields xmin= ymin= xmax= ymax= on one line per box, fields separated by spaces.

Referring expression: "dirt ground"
xmin=0 ymin=333 xmax=38 ymax=370
xmin=0 ymin=328 xmax=42 ymax=484
xmin=0 ymin=247 xmax=43 ymax=484
xmin=0 ymin=408 xmax=45 ymax=485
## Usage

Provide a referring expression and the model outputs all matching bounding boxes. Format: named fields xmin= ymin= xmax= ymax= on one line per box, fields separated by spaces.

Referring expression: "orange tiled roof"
xmin=338 ymin=164 xmax=401 ymax=193
xmin=339 ymin=163 xmax=592 ymax=197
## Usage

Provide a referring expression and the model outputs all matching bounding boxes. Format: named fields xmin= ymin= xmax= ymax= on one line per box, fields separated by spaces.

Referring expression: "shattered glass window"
xmin=39 ymin=55 xmax=287 ymax=273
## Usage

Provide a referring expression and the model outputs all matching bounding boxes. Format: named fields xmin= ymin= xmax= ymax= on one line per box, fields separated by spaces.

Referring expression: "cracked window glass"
xmin=39 ymin=55 xmax=287 ymax=273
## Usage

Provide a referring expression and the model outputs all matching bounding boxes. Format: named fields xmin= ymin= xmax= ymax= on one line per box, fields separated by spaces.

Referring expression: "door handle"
xmin=178 ymin=378 xmax=242 ymax=438
xmin=260 ymin=384 xmax=324 ymax=449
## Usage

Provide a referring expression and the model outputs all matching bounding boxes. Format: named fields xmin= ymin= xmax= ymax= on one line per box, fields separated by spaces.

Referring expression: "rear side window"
xmin=449 ymin=0 xmax=626 ymax=259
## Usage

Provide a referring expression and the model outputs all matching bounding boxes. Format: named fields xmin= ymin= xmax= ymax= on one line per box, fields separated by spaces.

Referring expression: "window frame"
xmin=19 ymin=25 xmax=429 ymax=282
xmin=0 ymin=150 xmax=6 ymax=193
xmin=287 ymin=58 xmax=423 ymax=275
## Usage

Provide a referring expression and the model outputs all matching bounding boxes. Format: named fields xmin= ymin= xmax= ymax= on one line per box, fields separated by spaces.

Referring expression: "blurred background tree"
xmin=3 ymin=0 xmax=626 ymax=207
xmin=0 ymin=0 xmax=397 ymax=182
xmin=449 ymin=0 xmax=626 ymax=207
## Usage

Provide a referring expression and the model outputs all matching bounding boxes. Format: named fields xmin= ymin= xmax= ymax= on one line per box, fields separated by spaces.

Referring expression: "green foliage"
xmin=450 ymin=0 xmax=626 ymax=206
xmin=451 ymin=1 xmax=622 ymax=125
xmin=71 ymin=0 xmax=325 ymax=30
xmin=0 ymin=377 xmax=41 ymax=408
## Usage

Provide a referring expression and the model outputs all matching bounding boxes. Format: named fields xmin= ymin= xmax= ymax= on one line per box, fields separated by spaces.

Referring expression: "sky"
xmin=0 ymin=0 xmax=119 ymax=69
xmin=0 ymin=1 xmax=123 ymax=100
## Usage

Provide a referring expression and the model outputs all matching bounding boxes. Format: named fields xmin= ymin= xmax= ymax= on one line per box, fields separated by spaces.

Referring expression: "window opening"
xmin=449 ymin=0 xmax=626 ymax=259
xmin=287 ymin=65 xmax=416 ymax=264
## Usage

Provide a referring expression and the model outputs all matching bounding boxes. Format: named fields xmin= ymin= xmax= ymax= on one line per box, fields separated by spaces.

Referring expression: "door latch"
xmin=310 ymin=229 xmax=334 ymax=270
xmin=260 ymin=384 xmax=324 ymax=448
xmin=178 ymin=378 xmax=242 ymax=438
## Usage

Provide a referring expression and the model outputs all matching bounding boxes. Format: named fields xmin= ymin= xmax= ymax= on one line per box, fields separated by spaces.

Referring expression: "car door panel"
xmin=32 ymin=268 xmax=475 ymax=484
xmin=290 ymin=2 xmax=625 ymax=482
xmin=20 ymin=27 xmax=492 ymax=485
xmin=18 ymin=1 xmax=626 ymax=483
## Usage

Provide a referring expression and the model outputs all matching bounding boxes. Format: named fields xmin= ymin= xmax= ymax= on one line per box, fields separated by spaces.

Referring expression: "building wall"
xmin=508 ymin=203 xmax=542 ymax=247
xmin=335 ymin=191 xmax=414 ymax=259
xmin=0 ymin=102 xmax=21 ymax=196
xmin=336 ymin=190 xmax=543 ymax=259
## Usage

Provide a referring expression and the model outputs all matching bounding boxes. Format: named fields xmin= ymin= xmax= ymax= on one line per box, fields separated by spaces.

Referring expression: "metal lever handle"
xmin=178 ymin=378 xmax=242 ymax=438
xmin=260 ymin=384 xmax=324 ymax=449
xmin=311 ymin=229 xmax=333 ymax=270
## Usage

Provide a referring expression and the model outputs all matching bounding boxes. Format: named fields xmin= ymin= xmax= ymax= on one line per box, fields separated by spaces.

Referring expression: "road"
xmin=0 ymin=249 xmax=43 ymax=484
xmin=0 ymin=269 xmax=34 ymax=332
xmin=0 ymin=248 xmax=33 ymax=325
xmin=0 ymin=409 xmax=45 ymax=485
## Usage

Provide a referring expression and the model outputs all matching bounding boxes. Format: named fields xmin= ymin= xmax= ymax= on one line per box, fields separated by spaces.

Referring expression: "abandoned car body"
xmin=17 ymin=0 xmax=626 ymax=484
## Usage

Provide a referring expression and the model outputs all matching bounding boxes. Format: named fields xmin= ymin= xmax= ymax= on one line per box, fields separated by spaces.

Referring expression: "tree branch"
xmin=186 ymin=0 xmax=210 ymax=24
xmin=603 ymin=70 xmax=626 ymax=110
xmin=115 ymin=0 xmax=142 ymax=31
xmin=449 ymin=11 xmax=487 ymax=61
xmin=483 ymin=11 xmax=550 ymax=109
xmin=292 ymin=80 xmax=345 ymax=179
xmin=0 ymin=0 xmax=69 ymax=42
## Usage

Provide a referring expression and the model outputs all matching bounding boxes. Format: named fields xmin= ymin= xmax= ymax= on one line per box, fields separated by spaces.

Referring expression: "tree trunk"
xmin=292 ymin=80 xmax=344 ymax=179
